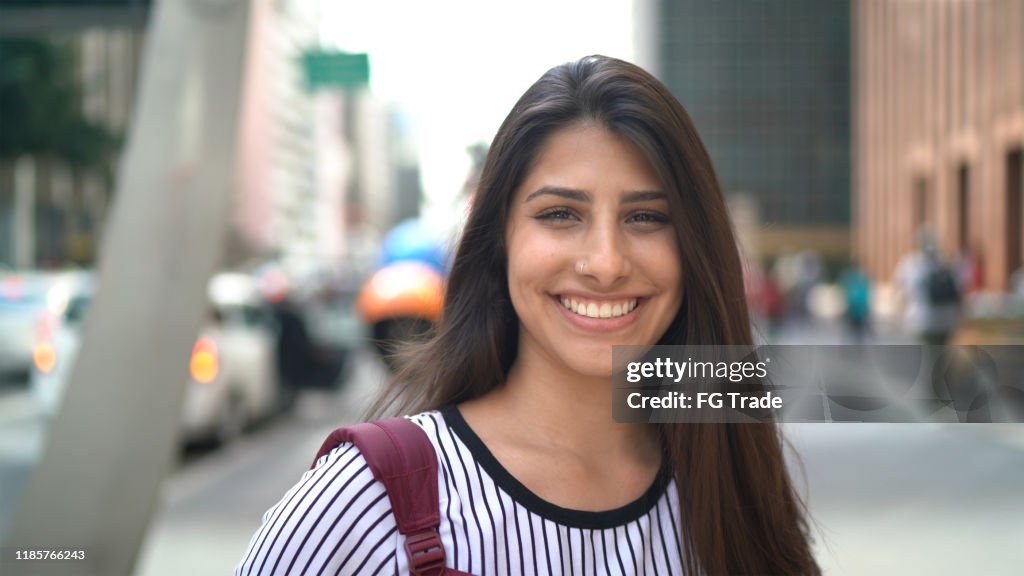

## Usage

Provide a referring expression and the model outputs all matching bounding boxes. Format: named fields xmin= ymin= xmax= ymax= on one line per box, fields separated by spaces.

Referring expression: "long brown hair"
xmin=369 ymin=55 xmax=820 ymax=575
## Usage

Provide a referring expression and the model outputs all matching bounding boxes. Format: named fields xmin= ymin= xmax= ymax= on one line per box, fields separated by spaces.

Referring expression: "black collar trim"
xmin=439 ymin=405 xmax=674 ymax=530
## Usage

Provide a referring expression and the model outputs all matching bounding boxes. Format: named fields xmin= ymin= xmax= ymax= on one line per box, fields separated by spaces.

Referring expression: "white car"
xmin=0 ymin=271 xmax=70 ymax=385
xmin=28 ymin=271 xmax=95 ymax=409
xmin=31 ymin=272 xmax=283 ymax=445
xmin=179 ymin=273 xmax=281 ymax=444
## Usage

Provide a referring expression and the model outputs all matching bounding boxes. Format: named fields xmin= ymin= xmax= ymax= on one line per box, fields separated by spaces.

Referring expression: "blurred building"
xmin=652 ymin=0 xmax=852 ymax=260
xmin=0 ymin=0 xmax=420 ymax=278
xmin=70 ymin=27 xmax=146 ymax=264
xmin=349 ymin=94 xmax=422 ymax=235
xmin=855 ymin=0 xmax=1024 ymax=290
xmin=0 ymin=27 xmax=145 ymax=268
xmin=305 ymin=89 xmax=422 ymax=282
xmin=228 ymin=0 xmax=422 ymax=278
xmin=295 ymin=66 xmax=423 ymax=288
xmin=234 ymin=0 xmax=321 ymax=269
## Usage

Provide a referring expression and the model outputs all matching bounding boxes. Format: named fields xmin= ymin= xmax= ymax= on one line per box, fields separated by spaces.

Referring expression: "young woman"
xmin=236 ymin=55 xmax=820 ymax=575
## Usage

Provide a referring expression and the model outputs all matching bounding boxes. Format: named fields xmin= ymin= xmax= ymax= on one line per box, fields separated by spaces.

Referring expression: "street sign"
xmin=302 ymin=50 xmax=369 ymax=91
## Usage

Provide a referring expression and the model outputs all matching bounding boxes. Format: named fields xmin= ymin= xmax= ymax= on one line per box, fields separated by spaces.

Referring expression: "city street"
xmin=3 ymin=0 xmax=1024 ymax=573
xmin=126 ymin=321 xmax=1024 ymax=575
xmin=3 ymin=2 xmax=1023 ymax=575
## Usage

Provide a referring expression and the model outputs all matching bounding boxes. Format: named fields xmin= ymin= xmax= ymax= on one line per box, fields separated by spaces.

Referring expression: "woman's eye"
xmin=627 ymin=210 xmax=671 ymax=226
xmin=534 ymin=208 xmax=577 ymax=222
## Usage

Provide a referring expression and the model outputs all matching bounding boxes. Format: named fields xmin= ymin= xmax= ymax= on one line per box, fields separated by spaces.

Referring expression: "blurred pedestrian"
xmin=894 ymin=228 xmax=962 ymax=345
xmin=755 ymin=257 xmax=787 ymax=338
xmin=772 ymin=250 xmax=805 ymax=319
xmin=956 ymin=241 xmax=985 ymax=295
xmin=236 ymin=55 xmax=819 ymax=576
xmin=271 ymin=296 xmax=312 ymax=407
xmin=840 ymin=259 xmax=872 ymax=343
xmin=795 ymin=250 xmax=824 ymax=319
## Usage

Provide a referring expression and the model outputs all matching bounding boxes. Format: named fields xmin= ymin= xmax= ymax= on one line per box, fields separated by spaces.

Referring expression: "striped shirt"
xmin=235 ymin=406 xmax=683 ymax=575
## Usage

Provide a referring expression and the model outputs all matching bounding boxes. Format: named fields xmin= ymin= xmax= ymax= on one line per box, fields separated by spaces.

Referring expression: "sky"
xmin=318 ymin=0 xmax=637 ymax=225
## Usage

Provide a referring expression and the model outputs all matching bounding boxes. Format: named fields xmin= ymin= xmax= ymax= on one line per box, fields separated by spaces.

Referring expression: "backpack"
xmin=312 ymin=419 xmax=474 ymax=576
xmin=925 ymin=265 xmax=961 ymax=305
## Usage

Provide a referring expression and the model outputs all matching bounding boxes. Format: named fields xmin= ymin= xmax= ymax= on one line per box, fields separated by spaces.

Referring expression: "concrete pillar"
xmin=3 ymin=0 xmax=252 ymax=574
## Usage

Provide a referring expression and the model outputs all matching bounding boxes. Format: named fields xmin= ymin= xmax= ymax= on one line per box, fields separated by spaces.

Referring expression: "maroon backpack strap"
xmin=312 ymin=418 xmax=469 ymax=576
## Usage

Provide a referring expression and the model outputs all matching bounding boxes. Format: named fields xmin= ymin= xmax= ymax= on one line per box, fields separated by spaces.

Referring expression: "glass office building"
xmin=656 ymin=0 xmax=851 ymax=255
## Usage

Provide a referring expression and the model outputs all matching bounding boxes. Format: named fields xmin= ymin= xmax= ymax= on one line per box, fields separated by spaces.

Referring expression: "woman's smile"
xmin=550 ymin=293 xmax=647 ymax=333
xmin=556 ymin=294 xmax=639 ymax=318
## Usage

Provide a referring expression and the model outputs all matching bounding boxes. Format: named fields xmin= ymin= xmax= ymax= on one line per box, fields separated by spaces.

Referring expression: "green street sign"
xmin=302 ymin=50 xmax=370 ymax=90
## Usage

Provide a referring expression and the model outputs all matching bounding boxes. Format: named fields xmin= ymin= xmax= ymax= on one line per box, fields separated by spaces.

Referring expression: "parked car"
xmin=179 ymin=272 xmax=282 ymax=444
xmin=31 ymin=271 xmax=285 ymax=446
xmin=29 ymin=271 xmax=95 ymax=409
xmin=1 ymin=270 xmax=81 ymax=386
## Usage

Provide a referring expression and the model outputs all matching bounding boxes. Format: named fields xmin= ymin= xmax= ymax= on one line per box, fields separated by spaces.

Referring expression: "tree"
xmin=0 ymin=38 xmax=118 ymax=169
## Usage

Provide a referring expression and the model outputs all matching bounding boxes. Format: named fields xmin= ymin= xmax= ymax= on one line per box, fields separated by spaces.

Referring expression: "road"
xmin=0 ymin=387 xmax=45 ymax=541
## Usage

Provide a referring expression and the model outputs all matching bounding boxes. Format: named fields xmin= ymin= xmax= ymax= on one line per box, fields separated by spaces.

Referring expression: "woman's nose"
xmin=579 ymin=222 xmax=631 ymax=285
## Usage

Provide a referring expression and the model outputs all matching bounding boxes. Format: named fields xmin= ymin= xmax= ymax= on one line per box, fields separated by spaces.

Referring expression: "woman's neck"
xmin=458 ymin=346 xmax=663 ymax=511
xmin=461 ymin=345 xmax=660 ymax=466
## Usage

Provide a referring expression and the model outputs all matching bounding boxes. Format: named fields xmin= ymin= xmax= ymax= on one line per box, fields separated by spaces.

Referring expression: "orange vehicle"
xmin=356 ymin=261 xmax=444 ymax=368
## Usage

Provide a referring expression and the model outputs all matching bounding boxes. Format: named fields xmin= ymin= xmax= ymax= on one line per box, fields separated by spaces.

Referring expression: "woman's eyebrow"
xmin=523 ymin=187 xmax=667 ymax=204
xmin=524 ymin=186 xmax=589 ymax=203
xmin=621 ymin=190 xmax=667 ymax=203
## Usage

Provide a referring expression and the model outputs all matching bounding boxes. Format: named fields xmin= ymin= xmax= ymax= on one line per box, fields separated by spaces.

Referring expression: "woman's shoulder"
xmin=405 ymin=408 xmax=476 ymax=468
xmin=404 ymin=408 xmax=449 ymax=440
xmin=234 ymin=432 xmax=401 ymax=575
xmin=234 ymin=409 xmax=456 ymax=575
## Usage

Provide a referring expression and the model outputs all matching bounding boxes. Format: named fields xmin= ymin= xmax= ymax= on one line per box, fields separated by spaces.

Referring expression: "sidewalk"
xmin=774 ymin=318 xmax=1024 ymax=574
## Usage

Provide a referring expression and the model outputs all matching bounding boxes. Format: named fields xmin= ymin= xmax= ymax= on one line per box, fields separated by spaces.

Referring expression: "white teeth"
xmin=559 ymin=297 xmax=638 ymax=319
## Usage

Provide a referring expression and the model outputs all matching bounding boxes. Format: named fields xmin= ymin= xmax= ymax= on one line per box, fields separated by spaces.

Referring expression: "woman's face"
xmin=505 ymin=122 xmax=683 ymax=378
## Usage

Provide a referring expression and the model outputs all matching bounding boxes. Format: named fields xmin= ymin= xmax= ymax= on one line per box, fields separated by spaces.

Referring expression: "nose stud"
xmin=576 ymin=260 xmax=587 ymax=275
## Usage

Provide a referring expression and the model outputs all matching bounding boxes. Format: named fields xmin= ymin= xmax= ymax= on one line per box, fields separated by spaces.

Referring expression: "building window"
xmin=957 ymin=163 xmax=970 ymax=252
xmin=1006 ymin=148 xmax=1023 ymax=285
xmin=913 ymin=175 xmax=929 ymax=233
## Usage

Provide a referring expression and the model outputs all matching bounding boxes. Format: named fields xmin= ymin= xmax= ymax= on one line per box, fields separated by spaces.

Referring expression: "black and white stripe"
xmin=235 ymin=407 xmax=683 ymax=575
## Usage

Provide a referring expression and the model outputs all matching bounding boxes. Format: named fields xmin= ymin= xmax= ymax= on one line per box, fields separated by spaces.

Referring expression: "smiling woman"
xmin=236 ymin=55 xmax=820 ymax=575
